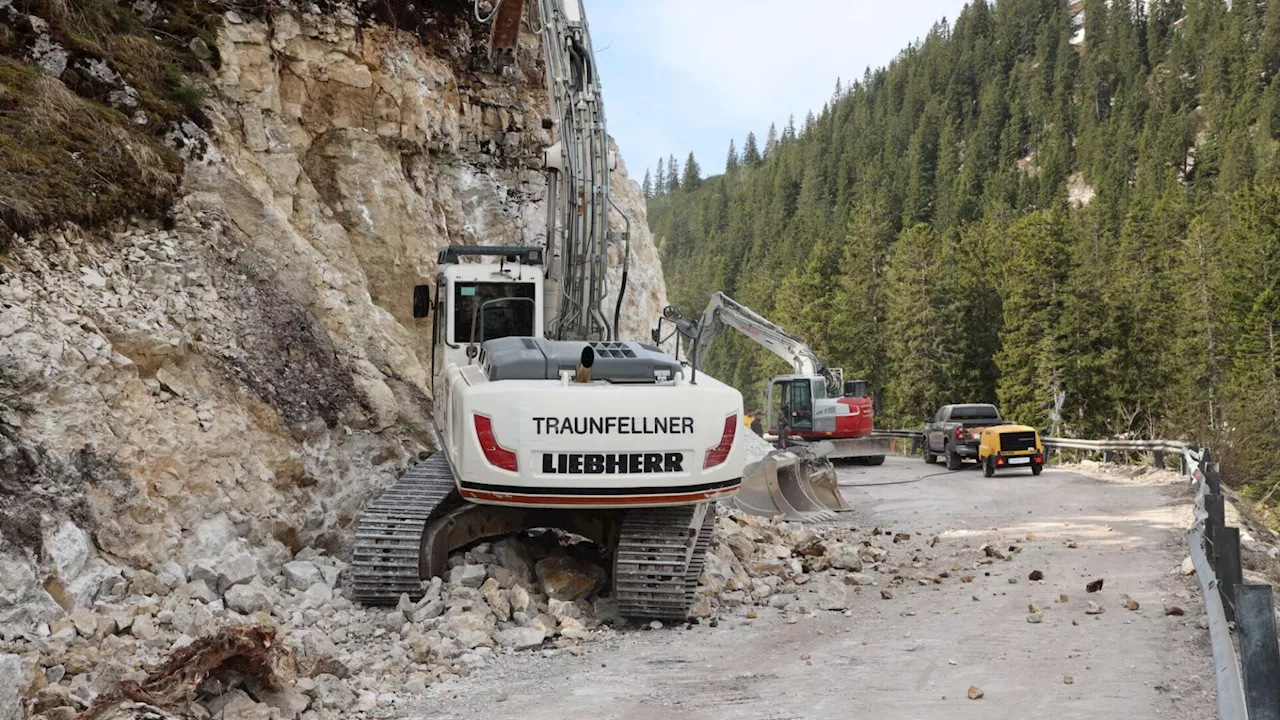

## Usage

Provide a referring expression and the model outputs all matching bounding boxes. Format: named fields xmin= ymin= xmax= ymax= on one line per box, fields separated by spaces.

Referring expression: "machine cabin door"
xmin=774 ymin=379 xmax=814 ymax=432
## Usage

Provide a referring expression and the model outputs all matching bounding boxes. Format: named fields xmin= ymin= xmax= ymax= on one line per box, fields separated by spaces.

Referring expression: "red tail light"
xmin=1034 ymin=455 xmax=1043 ymax=464
xmin=954 ymin=426 xmax=964 ymax=440
xmin=474 ymin=414 xmax=518 ymax=472
xmin=704 ymin=415 xmax=737 ymax=469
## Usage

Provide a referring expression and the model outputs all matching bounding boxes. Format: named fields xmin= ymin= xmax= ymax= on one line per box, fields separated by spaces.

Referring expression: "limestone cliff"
xmin=0 ymin=4 xmax=667 ymax=633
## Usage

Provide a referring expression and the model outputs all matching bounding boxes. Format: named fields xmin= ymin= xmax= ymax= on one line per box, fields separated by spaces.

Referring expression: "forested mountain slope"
xmin=649 ymin=0 xmax=1280 ymax=491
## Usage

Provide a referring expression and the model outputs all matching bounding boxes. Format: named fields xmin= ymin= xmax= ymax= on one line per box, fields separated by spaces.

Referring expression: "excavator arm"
xmin=688 ymin=292 xmax=843 ymax=396
xmin=481 ymin=0 xmax=629 ymax=342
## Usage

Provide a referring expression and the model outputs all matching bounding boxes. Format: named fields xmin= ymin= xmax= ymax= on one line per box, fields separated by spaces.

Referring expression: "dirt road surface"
xmin=409 ymin=458 xmax=1216 ymax=719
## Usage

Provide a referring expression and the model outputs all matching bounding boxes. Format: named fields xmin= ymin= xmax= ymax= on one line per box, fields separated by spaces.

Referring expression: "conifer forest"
xmin=646 ymin=0 xmax=1280 ymax=496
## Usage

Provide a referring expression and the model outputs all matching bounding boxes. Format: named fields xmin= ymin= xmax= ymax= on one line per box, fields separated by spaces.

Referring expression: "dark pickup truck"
xmin=923 ymin=404 xmax=1009 ymax=470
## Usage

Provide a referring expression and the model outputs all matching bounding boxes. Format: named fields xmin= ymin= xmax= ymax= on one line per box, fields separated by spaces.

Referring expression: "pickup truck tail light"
xmin=953 ymin=426 xmax=964 ymax=441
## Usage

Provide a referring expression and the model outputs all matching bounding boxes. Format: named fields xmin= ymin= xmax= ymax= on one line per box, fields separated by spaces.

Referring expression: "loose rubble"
xmin=0 ymin=504 xmax=914 ymax=719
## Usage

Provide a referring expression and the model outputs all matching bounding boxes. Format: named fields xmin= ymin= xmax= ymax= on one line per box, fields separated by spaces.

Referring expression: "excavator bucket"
xmin=734 ymin=447 xmax=848 ymax=522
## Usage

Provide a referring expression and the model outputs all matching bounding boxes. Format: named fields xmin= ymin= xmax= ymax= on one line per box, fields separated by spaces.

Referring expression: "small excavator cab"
xmin=412 ymin=285 xmax=432 ymax=319
xmin=766 ymin=377 xmax=819 ymax=434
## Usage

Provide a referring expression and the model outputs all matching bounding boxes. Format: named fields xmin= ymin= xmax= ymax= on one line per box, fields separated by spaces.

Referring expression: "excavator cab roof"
xmin=437 ymin=245 xmax=544 ymax=266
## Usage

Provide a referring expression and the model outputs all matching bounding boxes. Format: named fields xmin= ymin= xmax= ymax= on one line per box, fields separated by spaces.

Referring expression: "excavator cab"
xmin=766 ymin=376 xmax=822 ymax=435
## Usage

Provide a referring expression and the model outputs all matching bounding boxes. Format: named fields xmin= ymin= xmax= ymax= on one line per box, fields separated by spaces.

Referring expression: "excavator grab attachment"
xmin=734 ymin=446 xmax=850 ymax=522
xmin=487 ymin=0 xmax=527 ymax=65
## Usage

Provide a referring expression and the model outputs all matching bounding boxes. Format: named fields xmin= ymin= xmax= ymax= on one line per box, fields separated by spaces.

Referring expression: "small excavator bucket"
xmin=734 ymin=447 xmax=848 ymax=521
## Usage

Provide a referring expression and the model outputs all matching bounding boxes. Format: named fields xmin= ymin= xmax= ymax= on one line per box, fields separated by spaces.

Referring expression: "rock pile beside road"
xmin=1 ymin=507 xmax=906 ymax=720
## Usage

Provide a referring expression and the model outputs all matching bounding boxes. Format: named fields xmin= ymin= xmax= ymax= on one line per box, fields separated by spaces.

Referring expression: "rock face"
xmin=0 ymin=5 xmax=668 ymax=634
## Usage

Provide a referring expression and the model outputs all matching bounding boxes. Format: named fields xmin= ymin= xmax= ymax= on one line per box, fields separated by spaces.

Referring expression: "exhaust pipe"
xmin=576 ymin=345 xmax=595 ymax=383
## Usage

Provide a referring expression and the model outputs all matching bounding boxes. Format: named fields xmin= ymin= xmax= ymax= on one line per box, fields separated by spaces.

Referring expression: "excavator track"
xmin=613 ymin=503 xmax=716 ymax=621
xmin=351 ymin=454 xmax=457 ymax=605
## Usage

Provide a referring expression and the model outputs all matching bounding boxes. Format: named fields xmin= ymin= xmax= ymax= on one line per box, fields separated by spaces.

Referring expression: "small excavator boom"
xmin=689 ymin=292 xmax=843 ymax=396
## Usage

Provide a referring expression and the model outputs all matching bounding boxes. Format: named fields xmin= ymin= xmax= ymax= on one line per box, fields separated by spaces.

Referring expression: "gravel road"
xmin=408 ymin=457 xmax=1216 ymax=719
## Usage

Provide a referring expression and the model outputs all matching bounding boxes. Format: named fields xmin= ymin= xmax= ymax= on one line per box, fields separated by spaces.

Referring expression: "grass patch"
xmin=0 ymin=58 xmax=179 ymax=239
xmin=0 ymin=0 xmax=238 ymax=239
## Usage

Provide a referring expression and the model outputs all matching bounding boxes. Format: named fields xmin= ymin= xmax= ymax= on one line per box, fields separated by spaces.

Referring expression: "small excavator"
xmin=349 ymin=0 xmax=745 ymax=621
xmin=656 ymin=292 xmax=890 ymax=520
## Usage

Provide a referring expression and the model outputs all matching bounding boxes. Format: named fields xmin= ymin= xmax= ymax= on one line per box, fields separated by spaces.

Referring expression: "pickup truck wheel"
xmin=982 ymin=457 xmax=995 ymax=477
xmin=923 ymin=446 xmax=937 ymax=464
xmin=945 ymin=446 xmax=963 ymax=471
xmin=863 ymin=455 xmax=886 ymax=466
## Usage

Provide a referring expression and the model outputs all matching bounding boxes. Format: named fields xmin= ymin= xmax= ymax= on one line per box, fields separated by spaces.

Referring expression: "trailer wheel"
xmin=1032 ymin=463 xmax=1043 ymax=476
xmin=982 ymin=457 xmax=995 ymax=477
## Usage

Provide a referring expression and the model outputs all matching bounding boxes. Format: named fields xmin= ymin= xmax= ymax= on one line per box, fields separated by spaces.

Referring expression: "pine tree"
xmin=743 ymin=132 xmax=761 ymax=165
xmin=654 ymin=158 xmax=665 ymax=195
xmin=995 ymin=212 xmax=1070 ymax=430
xmin=783 ymin=115 xmax=797 ymax=143
xmin=726 ymin=140 xmax=739 ymax=173
xmin=764 ymin=123 xmax=779 ymax=158
xmin=667 ymin=154 xmax=680 ymax=192
xmin=642 ymin=169 xmax=652 ymax=199
xmin=681 ymin=152 xmax=702 ymax=191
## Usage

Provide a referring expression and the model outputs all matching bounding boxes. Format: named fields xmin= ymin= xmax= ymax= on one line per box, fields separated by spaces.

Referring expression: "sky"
xmin=584 ymin=0 xmax=972 ymax=184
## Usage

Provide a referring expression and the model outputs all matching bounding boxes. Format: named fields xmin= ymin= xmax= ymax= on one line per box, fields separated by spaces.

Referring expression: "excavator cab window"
xmin=778 ymin=380 xmax=813 ymax=431
xmin=452 ymin=282 xmax=536 ymax=344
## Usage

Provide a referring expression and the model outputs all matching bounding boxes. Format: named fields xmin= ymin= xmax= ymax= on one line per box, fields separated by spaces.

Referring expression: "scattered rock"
xmin=1057 ymin=594 xmax=1069 ymax=604
xmin=968 ymin=686 xmax=984 ymax=700
xmin=535 ymin=557 xmax=606 ymax=601
xmin=1086 ymin=579 xmax=1104 ymax=593
xmin=880 ymin=590 xmax=893 ymax=600
xmin=0 ymin=654 xmax=23 ymax=720
xmin=225 ymin=582 xmax=275 ymax=615
xmin=826 ymin=543 xmax=863 ymax=571
xmin=815 ymin=575 xmax=850 ymax=611
xmin=1064 ymin=675 xmax=1074 ymax=685
xmin=1027 ymin=612 xmax=1044 ymax=624
xmin=282 ymin=561 xmax=323 ymax=591
xmin=1165 ymin=605 xmax=1185 ymax=617
xmin=1029 ymin=570 xmax=1044 ymax=581
xmin=1086 ymin=601 xmax=1104 ymax=615
xmin=448 ymin=564 xmax=488 ymax=589
xmin=497 ymin=627 xmax=546 ymax=650
xmin=1122 ymin=595 xmax=1140 ymax=611
xmin=1180 ymin=557 xmax=1195 ymax=575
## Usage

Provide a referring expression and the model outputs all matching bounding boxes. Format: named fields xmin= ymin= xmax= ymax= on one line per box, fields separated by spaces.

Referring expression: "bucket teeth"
xmin=351 ymin=454 xmax=457 ymax=606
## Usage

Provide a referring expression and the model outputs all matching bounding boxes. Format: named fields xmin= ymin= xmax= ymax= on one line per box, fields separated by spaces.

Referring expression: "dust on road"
xmin=408 ymin=458 xmax=1215 ymax=720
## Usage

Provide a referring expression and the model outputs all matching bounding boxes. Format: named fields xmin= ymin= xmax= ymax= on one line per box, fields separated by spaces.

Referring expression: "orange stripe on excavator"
xmin=460 ymin=487 xmax=739 ymax=506
xmin=488 ymin=0 xmax=526 ymax=62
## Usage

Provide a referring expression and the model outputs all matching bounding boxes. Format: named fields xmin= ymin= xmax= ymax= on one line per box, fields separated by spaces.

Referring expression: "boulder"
xmin=496 ymin=627 xmax=545 ymax=650
xmin=481 ymin=579 xmax=510 ymax=622
xmin=129 ymin=569 xmax=170 ymax=597
xmin=311 ymin=674 xmax=355 ymax=712
xmin=492 ymin=538 xmax=532 ymax=584
xmin=0 ymin=654 xmax=24 ymax=720
xmin=42 ymin=520 xmax=94 ymax=584
xmin=826 ymin=543 xmax=863 ymax=571
xmin=225 ymin=582 xmax=275 ymax=615
xmin=282 ymin=561 xmax=323 ymax=591
xmin=535 ymin=557 xmax=605 ymax=601
xmin=814 ymin=574 xmax=849 ymax=611
xmin=184 ymin=580 xmax=216 ymax=604
xmin=447 ymin=564 xmax=487 ymax=589
xmin=216 ymin=553 xmax=259 ymax=594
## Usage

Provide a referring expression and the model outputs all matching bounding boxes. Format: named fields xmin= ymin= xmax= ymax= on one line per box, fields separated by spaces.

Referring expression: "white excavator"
xmin=349 ymin=0 xmax=745 ymax=621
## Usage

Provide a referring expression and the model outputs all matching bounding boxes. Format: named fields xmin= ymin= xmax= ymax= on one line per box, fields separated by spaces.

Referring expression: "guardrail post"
xmin=1205 ymin=493 xmax=1226 ymax=569
xmin=1103 ymin=450 xmax=1115 ymax=464
xmin=1239 ymin=584 xmax=1280 ymax=720
xmin=1213 ymin=526 xmax=1243 ymax=622
xmin=910 ymin=436 xmax=921 ymax=456
xmin=1153 ymin=450 xmax=1166 ymax=469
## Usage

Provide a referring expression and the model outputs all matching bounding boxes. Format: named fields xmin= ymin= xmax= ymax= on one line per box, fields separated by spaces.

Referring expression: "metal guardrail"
xmin=872 ymin=428 xmax=1278 ymax=718
xmin=1185 ymin=449 xmax=1251 ymax=720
